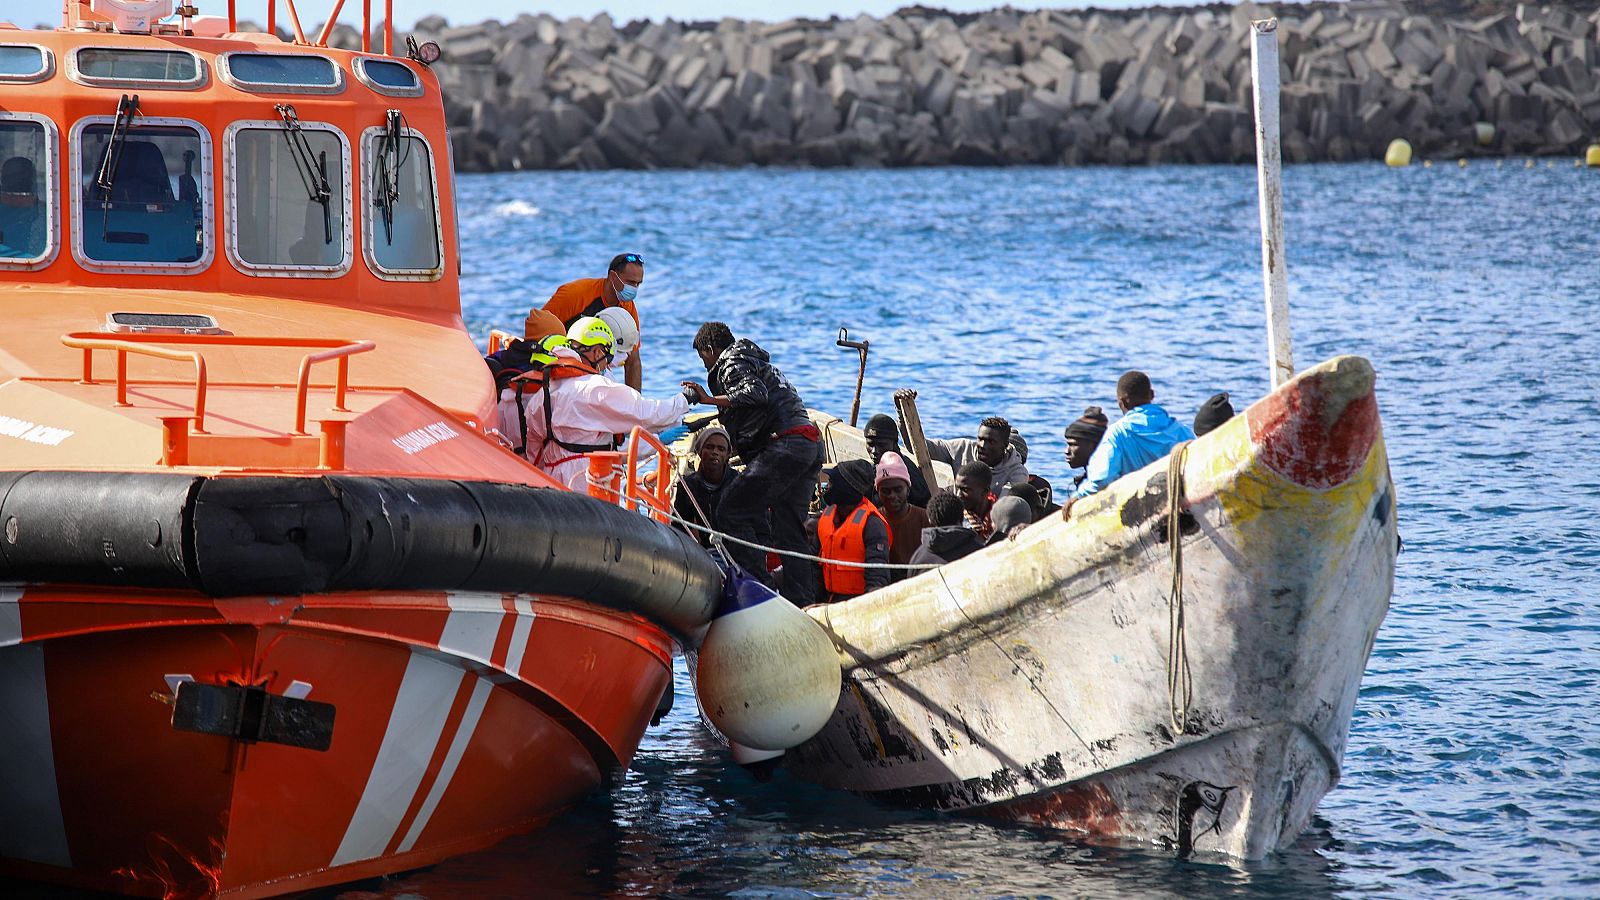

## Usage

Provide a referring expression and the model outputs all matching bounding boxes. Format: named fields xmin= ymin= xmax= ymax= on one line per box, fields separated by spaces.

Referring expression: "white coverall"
xmin=499 ymin=362 xmax=688 ymax=490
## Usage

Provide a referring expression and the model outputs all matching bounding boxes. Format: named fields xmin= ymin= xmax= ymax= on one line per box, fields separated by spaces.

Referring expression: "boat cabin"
xmin=0 ymin=1 xmax=525 ymax=472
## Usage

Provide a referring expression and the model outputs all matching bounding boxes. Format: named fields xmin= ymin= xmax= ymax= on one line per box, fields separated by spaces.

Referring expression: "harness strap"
xmin=513 ymin=382 xmax=529 ymax=457
xmin=535 ymin=376 xmax=613 ymax=463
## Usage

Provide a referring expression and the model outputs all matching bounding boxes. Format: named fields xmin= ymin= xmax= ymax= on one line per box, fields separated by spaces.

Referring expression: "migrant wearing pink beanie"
xmin=875 ymin=451 xmax=911 ymax=490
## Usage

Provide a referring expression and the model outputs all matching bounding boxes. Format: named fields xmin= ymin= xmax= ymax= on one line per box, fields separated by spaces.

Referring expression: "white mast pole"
xmin=1250 ymin=18 xmax=1294 ymax=389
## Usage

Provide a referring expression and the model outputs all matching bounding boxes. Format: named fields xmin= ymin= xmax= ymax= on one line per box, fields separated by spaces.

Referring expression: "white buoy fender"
xmin=695 ymin=571 xmax=841 ymax=751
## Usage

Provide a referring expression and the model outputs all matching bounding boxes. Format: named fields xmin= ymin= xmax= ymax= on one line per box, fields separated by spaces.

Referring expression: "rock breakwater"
xmin=390 ymin=1 xmax=1600 ymax=169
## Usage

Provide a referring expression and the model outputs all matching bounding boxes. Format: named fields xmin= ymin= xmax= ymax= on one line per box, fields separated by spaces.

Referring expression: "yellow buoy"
xmin=1586 ymin=144 xmax=1600 ymax=167
xmin=1458 ymin=158 xmax=1467 ymax=168
xmin=1526 ymin=159 xmax=1536 ymax=168
xmin=1423 ymin=159 xmax=1433 ymax=168
xmin=1384 ymin=138 xmax=1413 ymax=167
xmin=1474 ymin=122 xmax=1495 ymax=146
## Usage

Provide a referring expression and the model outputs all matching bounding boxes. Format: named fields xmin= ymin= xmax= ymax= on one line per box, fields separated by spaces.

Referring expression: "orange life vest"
xmin=817 ymin=498 xmax=891 ymax=597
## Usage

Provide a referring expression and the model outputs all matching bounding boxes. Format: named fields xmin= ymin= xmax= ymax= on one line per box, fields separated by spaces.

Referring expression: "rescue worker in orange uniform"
xmin=541 ymin=253 xmax=645 ymax=391
xmin=816 ymin=459 xmax=892 ymax=602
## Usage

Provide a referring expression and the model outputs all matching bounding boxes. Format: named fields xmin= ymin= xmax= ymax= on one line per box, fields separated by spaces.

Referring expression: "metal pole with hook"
xmin=835 ymin=327 xmax=869 ymax=428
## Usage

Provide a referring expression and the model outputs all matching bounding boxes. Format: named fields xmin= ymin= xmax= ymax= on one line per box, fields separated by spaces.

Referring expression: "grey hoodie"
xmin=925 ymin=437 xmax=1029 ymax=494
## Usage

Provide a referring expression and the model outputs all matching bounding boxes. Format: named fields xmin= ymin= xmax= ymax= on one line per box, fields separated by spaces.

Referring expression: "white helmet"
xmin=596 ymin=307 xmax=638 ymax=359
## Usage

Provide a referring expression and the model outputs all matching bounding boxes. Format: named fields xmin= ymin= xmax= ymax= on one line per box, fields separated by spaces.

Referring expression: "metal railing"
xmin=62 ymin=331 xmax=375 ymax=438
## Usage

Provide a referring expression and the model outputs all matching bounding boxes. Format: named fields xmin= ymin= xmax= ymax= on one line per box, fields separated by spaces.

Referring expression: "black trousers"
xmin=715 ymin=433 xmax=823 ymax=604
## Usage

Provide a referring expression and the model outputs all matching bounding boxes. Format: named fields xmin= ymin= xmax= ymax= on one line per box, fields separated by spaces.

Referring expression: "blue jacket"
xmin=1071 ymin=404 xmax=1194 ymax=499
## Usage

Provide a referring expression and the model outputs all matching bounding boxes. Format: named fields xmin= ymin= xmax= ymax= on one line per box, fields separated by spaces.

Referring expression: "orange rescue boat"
xmin=0 ymin=2 xmax=722 ymax=896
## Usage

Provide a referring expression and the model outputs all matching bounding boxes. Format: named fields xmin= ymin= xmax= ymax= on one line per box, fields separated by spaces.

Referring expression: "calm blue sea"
xmin=347 ymin=161 xmax=1599 ymax=897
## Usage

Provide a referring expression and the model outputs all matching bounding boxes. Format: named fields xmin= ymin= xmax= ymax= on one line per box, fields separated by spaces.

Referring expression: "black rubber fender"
xmin=0 ymin=471 xmax=722 ymax=639
xmin=0 ymin=470 xmax=195 ymax=586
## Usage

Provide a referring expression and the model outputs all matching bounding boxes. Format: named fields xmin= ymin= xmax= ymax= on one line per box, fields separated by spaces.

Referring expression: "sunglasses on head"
xmin=621 ymin=253 xmax=643 ymax=265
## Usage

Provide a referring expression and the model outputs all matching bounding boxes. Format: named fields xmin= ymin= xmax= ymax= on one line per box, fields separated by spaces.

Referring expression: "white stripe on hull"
xmin=437 ymin=592 xmax=505 ymax=666
xmin=330 ymin=650 xmax=462 ymax=866
xmin=0 ymin=587 xmax=21 ymax=648
xmin=502 ymin=598 xmax=536 ymax=677
xmin=396 ymin=676 xmax=494 ymax=853
xmin=0 ymin=642 xmax=72 ymax=867
xmin=333 ymin=593 xmax=529 ymax=867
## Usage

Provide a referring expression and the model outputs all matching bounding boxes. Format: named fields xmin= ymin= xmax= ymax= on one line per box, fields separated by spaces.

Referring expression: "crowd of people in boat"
xmin=490 ymin=251 xmax=1238 ymax=607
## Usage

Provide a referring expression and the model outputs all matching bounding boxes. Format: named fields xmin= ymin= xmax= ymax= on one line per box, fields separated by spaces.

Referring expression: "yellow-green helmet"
xmin=566 ymin=316 xmax=615 ymax=352
xmin=530 ymin=333 xmax=566 ymax=366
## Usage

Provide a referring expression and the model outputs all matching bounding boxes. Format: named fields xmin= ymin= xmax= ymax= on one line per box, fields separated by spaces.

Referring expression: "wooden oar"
xmin=894 ymin=390 xmax=942 ymax=492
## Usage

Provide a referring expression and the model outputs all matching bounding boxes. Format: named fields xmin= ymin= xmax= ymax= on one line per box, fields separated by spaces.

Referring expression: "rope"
xmin=657 ymin=502 xmax=941 ymax=571
xmin=669 ymin=467 xmax=735 ymax=563
xmin=1165 ymin=441 xmax=1194 ymax=736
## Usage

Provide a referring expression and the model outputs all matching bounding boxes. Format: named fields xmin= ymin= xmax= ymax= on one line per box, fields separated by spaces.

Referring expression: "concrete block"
xmin=539 ymin=100 xmax=596 ymax=156
xmin=917 ymin=66 xmax=956 ymax=116
xmin=1178 ymin=70 xmax=1204 ymax=108
xmin=1071 ymin=70 xmax=1102 ymax=107
xmin=1549 ymin=107 xmax=1585 ymax=146
xmin=644 ymin=83 xmax=688 ymax=125
xmin=1020 ymin=60 xmax=1059 ymax=90
xmin=827 ymin=65 xmax=859 ymax=107
xmin=702 ymin=76 xmax=747 ymax=129
xmin=673 ymin=56 xmax=709 ymax=93
xmin=1038 ymin=44 xmax=1073 ymax=73
xmin=763 ymin=23 xmax=810 ymax=61
xmin=791 ymin=79 xmax=840 ymax=141
xmin=1364 ymin=35 xmax=1399 ymax=71
xmin=607 ymin=58 xmax=651 ymax=97
xmin=747 ymin=89 xmax=791 ymax=136
xmin=883 ymin=15 xmax=916 ymax=47
xmin=1393 ymin=32 xmax=1444 ymax=73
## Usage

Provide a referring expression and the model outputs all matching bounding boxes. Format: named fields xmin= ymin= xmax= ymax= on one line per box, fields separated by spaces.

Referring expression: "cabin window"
xmin=0 ymin=44 xmax=52 ymax=83
xmin=352 ymin=58 xmax=422 ymax=97
xmin=0 ymin=116 xmax=56 ymax=268
xmin=219 ymin=53 xmax=342 ymax=94
xmin=361 ymin=124 xmax=441 ymax=279
xmin=226 ymin=120 xmax=351 ymax=275
xmin=73 ymin=48 xmax=204 ymax=89
xmin=74 ymin=119 xmax=211 ymax=271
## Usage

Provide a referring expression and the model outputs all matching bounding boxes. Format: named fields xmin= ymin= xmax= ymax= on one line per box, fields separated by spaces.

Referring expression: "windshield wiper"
xmin=373 ymin=109 xmax=406 ymax=245
xmin=274 ymin=104 xmax=333 ymax=245
xmin=95 ymin=93 xmax=140 ymax=232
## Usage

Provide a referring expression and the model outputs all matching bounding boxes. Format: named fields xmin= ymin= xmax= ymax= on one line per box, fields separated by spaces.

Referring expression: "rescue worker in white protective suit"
xmin=507 ymin=316 xmax=696 ymax=490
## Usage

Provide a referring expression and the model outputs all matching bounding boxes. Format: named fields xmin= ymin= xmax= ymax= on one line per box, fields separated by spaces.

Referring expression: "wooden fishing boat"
xmin=0 ymin=3 xmax=726 ymax=896
xmin=781 ymin=355 xmax=1395 ymax=859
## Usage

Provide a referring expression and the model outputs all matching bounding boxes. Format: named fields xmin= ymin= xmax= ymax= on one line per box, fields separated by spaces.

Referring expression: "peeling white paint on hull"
xmin=785 ymin=355 xmax=1395 ymax=860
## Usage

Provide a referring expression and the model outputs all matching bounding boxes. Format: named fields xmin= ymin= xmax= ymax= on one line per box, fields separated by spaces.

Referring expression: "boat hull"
xmin=0 ymin=588 xmax=675 ymax=898
xmin=786 ymin=356 xmax=1395 ymax=859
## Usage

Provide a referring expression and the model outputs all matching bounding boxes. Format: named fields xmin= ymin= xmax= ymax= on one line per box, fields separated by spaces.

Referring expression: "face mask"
xmin=821 ymin=480 xmax=844 ymax=508
xmin=614 ymin=275 xmax=639 ymax=303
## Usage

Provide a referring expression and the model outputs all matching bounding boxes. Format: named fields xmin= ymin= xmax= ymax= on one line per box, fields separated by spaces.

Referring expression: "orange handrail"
xmin=64 ymin=335 xmax=209 ymax=431
xmin=314 ymin=0 xmax=347 ymax=47
xmin=623 ymin=426 xmax=672 ymax=523
xmin=293 ymin=340 xmax=376 ymax=433
xmin=61 ymin=332 xmax=376 ymax=437
xmin=283 ymin=0 xmax=309 ymax=44
xmin=486 ymin=329 xmax=519 ymax=355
